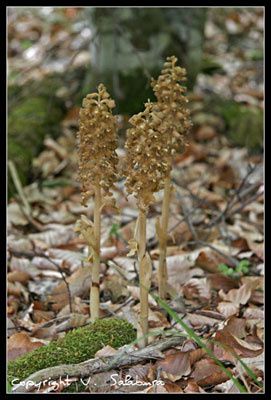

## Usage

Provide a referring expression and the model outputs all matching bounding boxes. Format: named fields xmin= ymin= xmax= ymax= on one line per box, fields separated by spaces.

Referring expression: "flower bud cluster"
xmin=77 ymin=84 xmax=119 ymax=206
xmin=151 ymin=55 xmax=192 ymax=155
xmin=125 ymin=56 xmax=191 ymax=211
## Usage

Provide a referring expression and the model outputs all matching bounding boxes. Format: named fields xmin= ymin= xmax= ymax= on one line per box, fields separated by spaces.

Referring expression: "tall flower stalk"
xmin=125 ymin=101 xmax=171 ymax=346
xmin=151 ymin=56 xmax=192 ymax=299
xmin=76 ymin=84 xmax=118 ymax=321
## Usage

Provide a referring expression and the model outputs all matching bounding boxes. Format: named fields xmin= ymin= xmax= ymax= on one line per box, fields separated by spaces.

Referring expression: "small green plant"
xmin=109 ymin=222 xmax=120 ymax=238
xmin=218 ymin=259 xmax=250 ymax=278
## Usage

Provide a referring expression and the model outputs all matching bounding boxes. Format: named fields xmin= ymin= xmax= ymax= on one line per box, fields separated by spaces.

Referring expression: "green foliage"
xmin=218 ymin=259 xmax=250 ymax=278
xmin=200 ymin=56 xmax=223 ymax=75
xmin=109 ymin=223 xmax=120 ymax=238
xmin=223 ymin=104 xmax=263 ymax=151
xmin=204 ymin=96 xmax=263 ymax=152
xmin=8 ymin=79 xmax=66 ymax=197
xmin=8 ymin=318 xmax=136 ymax=387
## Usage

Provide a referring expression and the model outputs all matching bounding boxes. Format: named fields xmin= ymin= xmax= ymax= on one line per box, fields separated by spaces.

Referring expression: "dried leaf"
xmin=156 ymin=351 xmax=191 ymax=381
xmin=103 ymin=275 xmax=129 ymax=303
xmin=8 ymin=332 xmax=44 ymax=361
xmin=186 ymin=313 xmax=221 ymax=328
xmin=224 ymin=317 xmax=247 ymax=338
xmin=196 ymin=249 xmax=233 ymax=273
xmin=75 ymin=215 xmax=98 ymax=253
xmin=29 ymin=227 xmax=76 ymax=248
xmin=8 ymin=270 xmax=30 ymax=284
xmin=95 ymin=345 xmax=117 ymax=358
xmin=127 ymin=238 xmax=138 ymax=257
xmin=47 ymin=267 xmax=91 ymax=311
xmin=215 ymin=329 xmax=263 ymax=358
xmin=184 ymin=380 xmax=206 ymax=393
xmin=208 ymin=273 xmax=239 ymax=292
xmin=217 ymin=302 xmax=239 ymax=318
xmin=191 ymin=358 xmax=231 ymax=387
xmin=219 ymin=284 xmax=252 ymax=305
xmin=183 ymin=278 xmax=211 ymax=301
xmin=127 ymin=285 xmax=157 ymax=306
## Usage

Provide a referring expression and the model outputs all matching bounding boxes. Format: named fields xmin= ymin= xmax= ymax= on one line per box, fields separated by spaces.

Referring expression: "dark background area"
xmin=8 ymin=7 xmax=263 ymax=193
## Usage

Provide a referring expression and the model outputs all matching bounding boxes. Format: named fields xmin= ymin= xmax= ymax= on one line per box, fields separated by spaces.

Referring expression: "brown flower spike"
xmin=125 ymin=100 xmax=171 ymax=211
xmin=151 ymin=55 xmax=191 ymax=164
xmin=125 ymin=56 xmax=191 ymax=211
xmin=124 ymin=57 xmax=191 ymax=343
xmin=151 ymin=56 xmax=192 ymax=299
xmin=78 ymin=83 xmax=118 ymax=207
xmin=77 ymin=84 xmax=119 ymax=321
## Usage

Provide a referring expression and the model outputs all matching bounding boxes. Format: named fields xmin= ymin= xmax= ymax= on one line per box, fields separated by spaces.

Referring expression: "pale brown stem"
xmin=158 ymin=175 xmax=171 ymax=299
xmin=90 ymin=185 xmax=101 ymax=321
xmin=138 ymin=209 xmax=148 ymax=347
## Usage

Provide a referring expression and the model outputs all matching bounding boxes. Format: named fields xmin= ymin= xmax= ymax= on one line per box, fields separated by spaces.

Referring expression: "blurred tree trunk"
xmin=86 ymin=8 xmax=207 ymax=115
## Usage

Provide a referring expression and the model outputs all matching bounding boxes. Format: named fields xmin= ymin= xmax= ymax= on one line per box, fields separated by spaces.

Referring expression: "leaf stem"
xmin=158 ymin=175 xmax=171 ymax=298
xmin=90 ymin=184 xmax=101 ymax=321
xmin=138 ymin=209 xmax=148 ymax=347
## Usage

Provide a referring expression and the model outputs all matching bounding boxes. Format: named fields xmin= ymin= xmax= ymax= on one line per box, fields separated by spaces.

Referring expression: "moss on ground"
xmin=8 ymin=318 xmax=136 ymax=391
xmin=8 ymin=77 xmax=66 ymax=197
xmin=202 ymin=96 xmax=263 ymax=152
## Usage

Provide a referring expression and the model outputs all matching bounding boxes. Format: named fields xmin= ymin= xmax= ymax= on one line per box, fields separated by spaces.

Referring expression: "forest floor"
xmin=8 ymin=7 xmax=264 ymax=394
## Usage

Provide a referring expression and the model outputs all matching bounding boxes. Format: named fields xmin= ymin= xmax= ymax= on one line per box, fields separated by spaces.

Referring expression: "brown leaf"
xmin=163 ymin=382 xmax=183 ymax=392
xmin=144 ymin=385 xmax=168 ymax=393
xmin=249 ymin=290 xmax=263 ymax=305
xmin=219 ymin=284 xmax=252 ymax=306
xmin=215 ymin=329 xmax=263 ymax=358
xmin=208 ymin=273 xmax=239 ymax=292
xmin=243 ymin=307 xmax=264 ymax=320
xmin=156 ymin=351 xmax=191 ymax=382
xmin=127 ymin=285 xmax=157 ymax=306
xmin=186 ymin=313 xmax=221 ymax=328
xmin=195 ymin=125 xmax=217 ymax=141
xmin=47 ymin=267 xmax=91 ymax=311
xmin=8 ymin=270 xmax=30 ymax=284
xmin=189 ymin=348 xmax=206 ymax=365
xmin=231 ymin=237 xmax=250 ymax=251
xmin=184 ymin=380 xmax=206 ymax=393
xmin=217 ymin=302 xmax=239 ymax=318
xmin=224 ymin=317 xmax=247 ymax=338
xmin=31 ymin=310 xmax=55 ymax=323
xmin=247 ymin=240 xmax=263 ymax=260
xmin=183 ymin=278 xmax=211 ymax=301
xmin=8 ymin=332 xmax=44 ymax=361
xmin=196 ymin=250 xmax=233 ymax=273
xmin=103 ymin=275 xmax=129 ymax=303
xmin=191 ymin=358 xmax=231 ymax=387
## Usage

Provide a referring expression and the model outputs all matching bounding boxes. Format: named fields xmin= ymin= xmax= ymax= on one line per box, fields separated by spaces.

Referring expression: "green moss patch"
xmin=8 ymin=318 xmax=136 ymax=387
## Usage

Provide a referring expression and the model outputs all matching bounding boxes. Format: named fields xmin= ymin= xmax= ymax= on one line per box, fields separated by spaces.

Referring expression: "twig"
xmin=8 ymin=161 xmax=31 ymax=215
xmin=8 ymin=161 xmax=45 ymax=231
xmin=12 ymin=335 xmax=186 ymax=393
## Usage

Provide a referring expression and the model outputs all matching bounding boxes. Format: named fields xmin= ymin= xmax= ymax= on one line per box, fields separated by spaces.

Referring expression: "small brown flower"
xmin=151 ymin=55 xmax=192 ymax=157
xmin=125 ymin=56 xmax=192 ymax=211
xmin=77 ymin=84 xmax=119 ymax=206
